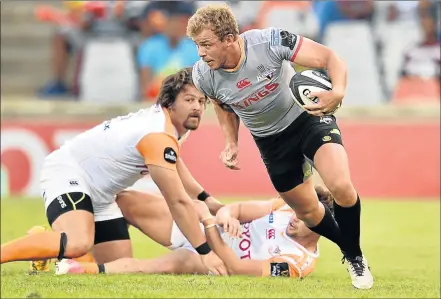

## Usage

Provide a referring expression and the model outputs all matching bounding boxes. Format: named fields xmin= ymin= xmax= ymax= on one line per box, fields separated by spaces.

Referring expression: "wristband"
xmin=197 ymin=190 xmax=210 ymax=201
xmin=205 ymin=223 xmax=216 ymax=229
xmin=195 ymin=241 xmax=212 ymax=255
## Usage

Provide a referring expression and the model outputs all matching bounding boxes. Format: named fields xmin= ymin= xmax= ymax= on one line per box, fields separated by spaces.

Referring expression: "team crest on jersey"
xmin=256 ymin=64 xmax=276 ymax=82
xmin=164 ymin=147 xmax=177 ymax=164
xmin=268 ymin=245 xmax=282 ymax=256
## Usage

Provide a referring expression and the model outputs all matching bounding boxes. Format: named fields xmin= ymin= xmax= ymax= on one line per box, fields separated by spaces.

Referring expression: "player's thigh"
xmin=43 ymin=188 xmax=95 ymax=256
xmin=117 ymin=190 xmax=173 ymax=247
xmin=278 ymin=176 xmax=320 ymax=215
xmin=301 ymin=115 xmax=356 ymax=198
xmin=253 ymin=125 xmax=312 ymax=194
xmin=92 ymin=202 xmax=132 ymax=264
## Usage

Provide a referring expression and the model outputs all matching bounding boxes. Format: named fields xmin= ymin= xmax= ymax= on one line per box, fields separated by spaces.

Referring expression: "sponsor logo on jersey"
xmin=257 ymin=64 xmax=276 ymax=82
xmin=268 ymin=211 xmax=274 ymax=223
xmin=266 ymin=228 xmax=276 ymax=240
xmin=239 ymin=223 xmax=252 ymax=259
xmin=319 ymin=116 xmax=333 ymax=124
xmin=236 ymin=78 xmax=251 ymax=90
xmin=164 ymin=147 xmax=177 ymax=164
xmin=231 ymin=83 xmax=279 ymax=110
xmin=69 ymin=180 xmax=79 ymax=186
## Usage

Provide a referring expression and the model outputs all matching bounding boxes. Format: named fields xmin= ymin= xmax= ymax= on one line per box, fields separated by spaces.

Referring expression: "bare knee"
xmin=64 ymin=234 xmax=94 ymax=258
xmin=327 ymin=180 xmax=357 ymax=206
xmin=295 ymin=201 xmax=321 ymax=224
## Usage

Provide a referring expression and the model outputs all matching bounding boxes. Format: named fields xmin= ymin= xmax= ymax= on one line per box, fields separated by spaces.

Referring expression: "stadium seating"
xmin=78 ymin=38 xmax=139 ymax=103
xmin=323 ymin=21 xmax=384 ymax=106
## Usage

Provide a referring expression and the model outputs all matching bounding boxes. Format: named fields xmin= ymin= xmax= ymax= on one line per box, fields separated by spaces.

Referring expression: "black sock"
xmin=308 ymin=203 xmax=342 ymax=247
xmin=98 ymin=264 xmax=106 ymax=274
xmin=334 ymin=195 xmax=362 ymax=258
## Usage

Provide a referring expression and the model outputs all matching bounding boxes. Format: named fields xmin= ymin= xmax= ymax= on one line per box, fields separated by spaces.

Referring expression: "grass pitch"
xmin=1 ymin=197 xmax=440 ymax=298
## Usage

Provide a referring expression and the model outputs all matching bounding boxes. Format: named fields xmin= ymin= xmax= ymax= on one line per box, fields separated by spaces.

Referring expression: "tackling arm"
xmin=202 ymin=217 xmax=263 ymax=276
xmin=177 ymin=158 xmax=225 ymax=215
xmin=136 ymin=133 xmax=207 ymax=249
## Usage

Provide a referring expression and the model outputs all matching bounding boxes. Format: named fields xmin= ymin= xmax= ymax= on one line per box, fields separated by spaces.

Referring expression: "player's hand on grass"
xmin=303 ymin=89 xmax=344 ymax=116
xmin=220 ymin=143 xmax=240 ymax=170
xmin=216 ymin=216 xmax=241 ymax=238
xmin=201 ymin=251 xmax=228 ymax=276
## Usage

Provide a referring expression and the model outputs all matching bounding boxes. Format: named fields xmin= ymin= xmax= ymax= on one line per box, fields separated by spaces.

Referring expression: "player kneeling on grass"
xmin=0 ymin=68 xmax=226 ymax=275
xmin=56 ymin=186 xmax=334 ymax=278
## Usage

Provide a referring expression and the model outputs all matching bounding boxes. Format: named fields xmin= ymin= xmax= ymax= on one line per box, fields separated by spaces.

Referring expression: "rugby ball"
xmin=289 ymin=69 xmax=341 ymax=115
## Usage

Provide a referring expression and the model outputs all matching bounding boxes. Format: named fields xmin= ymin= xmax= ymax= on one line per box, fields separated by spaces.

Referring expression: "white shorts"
xmin=40 ymin=149 xmax=123 ymax=222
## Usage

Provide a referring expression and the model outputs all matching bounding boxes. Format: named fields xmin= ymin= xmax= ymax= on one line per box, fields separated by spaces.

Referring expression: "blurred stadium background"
xmin=1 ymin=0 xmax=439 ymax=200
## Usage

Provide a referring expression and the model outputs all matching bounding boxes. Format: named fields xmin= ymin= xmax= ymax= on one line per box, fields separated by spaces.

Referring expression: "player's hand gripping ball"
xmin=289 ymin=70 xmax=342 ymax=116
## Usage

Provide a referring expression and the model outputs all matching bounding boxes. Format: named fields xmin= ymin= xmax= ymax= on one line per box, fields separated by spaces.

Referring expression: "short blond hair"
xmin=187 ymin=4 xmax=239 ymax=41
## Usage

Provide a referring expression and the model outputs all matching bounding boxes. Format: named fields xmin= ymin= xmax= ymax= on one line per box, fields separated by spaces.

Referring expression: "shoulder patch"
xmin=280 ymin=30 xmax=297 ymax=50
xmin=270 ymin=262 xmax=290 ymax=277
xmin=164 ymin=147 xmax=177 ymax=164
xmin=270 ymin=28 xmax=280 ymax=46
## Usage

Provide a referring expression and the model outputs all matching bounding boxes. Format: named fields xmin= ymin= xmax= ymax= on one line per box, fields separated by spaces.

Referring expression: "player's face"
xmin=193 ymin=28 xmax=231 ymax=70
xmin=170 ymin=84 xmax=206 ymax=133
xmin=285 ymin=211 xmax=314 ymax=239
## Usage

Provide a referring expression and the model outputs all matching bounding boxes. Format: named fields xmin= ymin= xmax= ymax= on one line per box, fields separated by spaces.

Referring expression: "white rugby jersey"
xmin=47 ymin=104 xmax=180 ymax=202
xmin=220 ymin=200 xmax=319 ymax=278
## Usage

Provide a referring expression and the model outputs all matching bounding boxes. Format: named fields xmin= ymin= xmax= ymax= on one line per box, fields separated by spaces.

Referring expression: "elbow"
xmin=167 ymin=196 xmax=191 ymax=209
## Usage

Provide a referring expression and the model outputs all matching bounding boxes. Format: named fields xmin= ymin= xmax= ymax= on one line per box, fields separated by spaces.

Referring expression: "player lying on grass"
xmin=56 ymin=186 xmax=334 ymax=278
xmin=1 ymin=68 xmax=225 ymax=275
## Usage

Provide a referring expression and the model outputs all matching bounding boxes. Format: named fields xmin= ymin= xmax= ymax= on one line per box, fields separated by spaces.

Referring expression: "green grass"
xmin=1 ymin=197 xmax=440 ymax=298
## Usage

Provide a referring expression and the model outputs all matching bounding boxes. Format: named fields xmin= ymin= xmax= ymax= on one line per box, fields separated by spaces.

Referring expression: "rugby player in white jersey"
xmin=56 ymin=186 xmax=334 ymax=279
xmin=186 ymin=4 xmax=373 ymax=289
xmin=0 ymin=68 xmax=226 ymax=275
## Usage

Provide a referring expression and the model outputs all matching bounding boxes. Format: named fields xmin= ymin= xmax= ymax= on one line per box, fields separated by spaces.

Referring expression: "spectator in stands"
xmin=401 ymin=0 xmax=440 ymax=79
xmin=38 ymin=1 xmax=147 ymax=98
xmin=312 ymin=0 xmax=374 ymax=41
xmin=137 ymin=1 xmax=198 ymax=101
xmin=385 ymin=1 xmax=419 ymax=23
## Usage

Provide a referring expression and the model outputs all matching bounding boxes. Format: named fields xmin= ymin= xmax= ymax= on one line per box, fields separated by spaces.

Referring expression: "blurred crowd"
xmin=35 ymin=0 xmax=440 ymax=104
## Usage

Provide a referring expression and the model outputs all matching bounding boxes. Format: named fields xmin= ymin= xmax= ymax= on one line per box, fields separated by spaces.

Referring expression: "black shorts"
xmin=46 ymin=192 xmax=130 ymax=245
xmin=253 ymin=112 xmax=344 ymax=193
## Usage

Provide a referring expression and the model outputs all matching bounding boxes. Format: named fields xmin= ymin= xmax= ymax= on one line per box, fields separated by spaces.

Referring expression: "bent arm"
xmin=293 ymin=38 xmax=347 ymax=97
xmin=202 ymin=218 xmax=263 ymax=276
xmin=216 ymin=199 xmax=274 ymax=224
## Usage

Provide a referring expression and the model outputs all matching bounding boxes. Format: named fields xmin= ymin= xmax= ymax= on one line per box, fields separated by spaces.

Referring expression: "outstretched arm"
xmin=177 ymin=157 xmax=225 ymax=215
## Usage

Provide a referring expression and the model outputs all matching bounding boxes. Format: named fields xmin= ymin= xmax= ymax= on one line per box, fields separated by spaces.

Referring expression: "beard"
xmin=183 ymin=116 xmax=200 ymax=130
